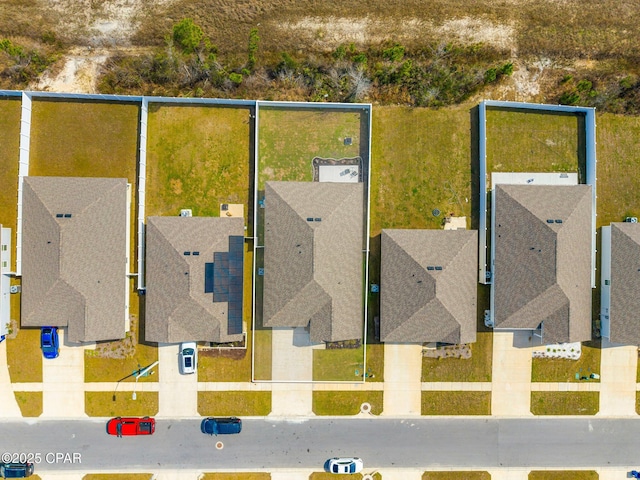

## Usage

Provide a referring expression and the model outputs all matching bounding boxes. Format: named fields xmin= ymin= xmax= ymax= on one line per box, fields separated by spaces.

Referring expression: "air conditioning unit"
xmin=180 ymin=209 xmax=193 ymax=217
xmin=10 ymin=285 xmax=20 ymax=294
xmin=625 ymin=217 xmax=638 ymax=223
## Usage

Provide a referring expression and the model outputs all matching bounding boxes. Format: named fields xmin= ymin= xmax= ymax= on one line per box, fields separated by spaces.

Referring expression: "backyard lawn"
xmin=371 ymin=105 xmax=473 ymax=234
xmin=146 ymin=103 xmax=251 ymax=218
xmin=312 ymin=391 xmax=383 ymax=416
xmin=0 ymin=98 xmax=21 ymax=244
xmin=421 ymin=391 xmax=491 ymax=415
xmin=258 ymin=107 xmax=363 ymax=189
xmin=530 ymin=391 xmax=599 ymax=415
xmin=198 ymin=391 xmax=271 ymax=416
xmin=531 ymin=341 xmax=601 ymax=382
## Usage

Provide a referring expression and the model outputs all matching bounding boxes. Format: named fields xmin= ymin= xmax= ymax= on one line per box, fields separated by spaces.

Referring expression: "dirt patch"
xmin=199 ymin=348 xmax=246 ymax=360
xmin=423 ymin=343 xmax=471 ymax=359
xmin=436 ymin=17 xmax=516 ymax=53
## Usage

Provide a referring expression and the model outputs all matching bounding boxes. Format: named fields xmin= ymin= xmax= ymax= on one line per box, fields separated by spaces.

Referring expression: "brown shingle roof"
xmin=21 ymin=177 xmax=128 ymax=342
xmin=381 ymin=229 xmax=478 ymax=344
xmin=608 ymin=222 xmax=640 ymax=345
xmin=263 ymin=181 xmax=364 ymax=342
xmin=145 ymin=216 xmax=245 ymax=343
xmin=493 ymin=184 xmax=592 ymax=343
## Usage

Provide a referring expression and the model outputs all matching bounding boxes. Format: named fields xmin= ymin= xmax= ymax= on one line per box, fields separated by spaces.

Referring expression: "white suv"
xmin=179 ymin=342 xmax=197 ymax=375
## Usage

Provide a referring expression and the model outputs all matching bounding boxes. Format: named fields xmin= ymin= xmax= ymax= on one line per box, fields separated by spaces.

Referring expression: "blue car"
xmin=201 ymin=417 xmax=242 ymax=435
xmin=40 ymin=327 xmax=59 ymax=359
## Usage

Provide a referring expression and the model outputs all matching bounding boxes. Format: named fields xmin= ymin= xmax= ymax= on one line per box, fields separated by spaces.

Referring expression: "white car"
xmin=179 ymin=342 xmax=197 ymax=374
xmin=327 ymin=457 xmax=363 ymax=474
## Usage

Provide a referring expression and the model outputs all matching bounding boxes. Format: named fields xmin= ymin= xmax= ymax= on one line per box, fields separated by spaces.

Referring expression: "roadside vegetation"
xmin=83 ymin=474 xmax=154 ymax=480
xmin=200 ymin=475 xmax=271 ymax=480
xmin=198 ymin=391 xmax=271 ymax=416
xmin=423 ymin=473 xmax=490 ymax=480
xmin=14 ymin=391 xmax=42 ymax=417
xmin=85 ymin=391 xmax=159 ymax=417
xmin=529 ymin=472 xmax=598 ymax=480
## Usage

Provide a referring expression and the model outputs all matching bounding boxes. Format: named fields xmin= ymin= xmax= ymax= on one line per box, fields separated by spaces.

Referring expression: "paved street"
xmin=3 ymin=418 xmax=640 ymax=472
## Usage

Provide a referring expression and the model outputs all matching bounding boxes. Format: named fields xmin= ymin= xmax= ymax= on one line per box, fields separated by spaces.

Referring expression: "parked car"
xmin=326 ymin=457 xmax=364 ymax=474
xmin=40 ymin=326 xmax=59 ymax=359
xmin=0 ymin=462 xmax=34 ymax=478
xmin=179 ymin=342 xmax=197 ymax=374
xmin=106 ymin=416 xmax=155 ymax=436
xmin=201 ymin=417 xmax=242 ymax=435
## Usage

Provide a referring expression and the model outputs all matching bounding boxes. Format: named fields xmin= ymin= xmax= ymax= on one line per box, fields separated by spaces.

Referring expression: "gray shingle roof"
xmin=145 ymin=216 xmax=245 ymax=343
xmin=381 ymin=229 xmax=478 ymax=344
xmin=263 ymin=181 xmax=364 ymax=342
xmin=608 ymin=222 xmax=640 ymax=345
xmin=21 ymin=176 xmax=128 ymax=342
xmin=493 ymin=184 xmax=592 ymax=343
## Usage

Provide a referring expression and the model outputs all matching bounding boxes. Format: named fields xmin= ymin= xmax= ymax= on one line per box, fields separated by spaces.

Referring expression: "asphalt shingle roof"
xmin=21 ymin=176 xmax=128 ymax=342
xmin=381 ymin=229 xmax=478 ymax=344
xmin=608 ymin=222 xmax=640 ymax=345
xmin=263 ymin=181 xmax=364 ymax=342
xmin=145 ymin=216 xmax=245 ymax=343
xmin=493 ymin=184 xmax=592 ymax=344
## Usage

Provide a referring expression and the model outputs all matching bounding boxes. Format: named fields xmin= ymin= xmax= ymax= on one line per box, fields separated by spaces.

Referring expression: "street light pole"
xmin=131 ymin=360 xmax=159 ymax=401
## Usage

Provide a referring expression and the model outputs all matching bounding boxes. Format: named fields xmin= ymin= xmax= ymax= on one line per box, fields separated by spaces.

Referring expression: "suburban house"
xmin=490 ymin=183 xmax=593 ymax=344
xmin=262 ymin=181 xmax=364 ymax=343
xmin=0 ymin=224 xmax=10 ymax=338
xmin=600 ymin=221 xmax=640 ymax=345
xmin=21 ymin=176 xmax=130 ymax=343
xmin=144 ymin=216 xmax=245 ymax=344
xmin=381 ymin=229 xmax=478 ymax=344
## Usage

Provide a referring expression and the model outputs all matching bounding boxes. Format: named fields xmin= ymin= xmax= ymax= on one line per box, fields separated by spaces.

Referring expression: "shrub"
xmin=559 ymin=91 xmax=580 ymax=105
xmin=484 ymin=68 xmax=498 ymax=83
xmin=229 ymin=72 xmax=243 ymax=84
xmin=383 ymin=43 xmax=405 ymax=62
xmin=173 ymin=19 xmax=204 ymax=53
xmin=500 ymin=62 xmax=513 ymax=76
xmin=333 ymin=44 xmax=347 ymax=60
xmin=247 ymin=28 xmax=259 ymax=70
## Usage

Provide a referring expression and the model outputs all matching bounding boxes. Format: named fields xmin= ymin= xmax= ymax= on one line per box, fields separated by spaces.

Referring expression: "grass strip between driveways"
xmin=530 ymin=392 xmax=599 ymax=415
xmin=421 ymin=391 xmax=491 ymax=415
xmin=531 ymin=341 xmax=601 ymax=383
xmin=529 ymin=471 xmax=598 ymax=480
xmin=14 ymin=391 xmax=42 ymax=417
xmin=198 ymin=391 xmax=271 ymax=416
xmin=313 ymin=391 xmax=383 ymax=416
xmin=85 ymin=392 xmax=158 ymax=417
xmin=423 ymin=472 xmax=491 ymax=480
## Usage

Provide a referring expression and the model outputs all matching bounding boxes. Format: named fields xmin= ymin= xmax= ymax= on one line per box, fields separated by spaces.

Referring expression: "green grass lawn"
xmin=146 ymin=104 xmax=251 ymax=218
xmin=531 ymin=341 xmax=601 ymax=382
xmin=313 ymin=346 xmax=369 ymax=381
xmin=14 ymin=391 xmax=42 ymax=417
xmin=423 ymin=472 xmax=491 ymax=480
xmin=85 ymin=391 xmax=158 ymax=417
xmin=422 ymin=330 xmax=493 ymax=382
xmin=365 ymin=343 xmax=384 ymax=382
xmin=421 ymin=391 xmax=491 ymax=415
xmin=6 ymin=327 xmax=42 ymax=382
xmin=371 ymin=105 xmax=473 ymax=234
xmin=0 ymin=98 xmax=21 ymax=250
xmin=313 ymin=391 xmax=383 ymax=416
xmin=529 ymin=471 xmax=598 ymax=480
xmin=84 ymin=317 xmax=158 ymax=383
xmin=198 ymin=391 xmax=271 ymax=416
xmin=530 ymin=392 xmax=599 ymax=415
xmin=258 ymin=107 xmax=362 ymax=189
xmin=253 ymin=328 xmax=272 ymax=381
xmin=596 ymin=113 xmax=640 ymax=227
xmin=486 ymin=108 xmax=582 ymax=175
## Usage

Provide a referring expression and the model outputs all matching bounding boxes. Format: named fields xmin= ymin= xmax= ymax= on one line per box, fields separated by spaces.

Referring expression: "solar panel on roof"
xmin=204 ymin=262 xmax=214 ymax=293
xmin=209 ymin=235 xmax=244 ymax=335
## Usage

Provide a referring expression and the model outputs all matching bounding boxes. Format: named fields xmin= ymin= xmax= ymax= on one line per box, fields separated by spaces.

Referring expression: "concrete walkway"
xmin=378 ymin=468 xmax=423 ymax=479
xmin=157 ymin=343 xmax=198 ymax=418
xmin=382 ymin=343 xmax=422 ymax=416
xmin=488 ymin=469 xmax=529 ymax=479
xmin=598 ymin=340 xmax=638 ymax=416
xmin=0 ymin=340 xmax=22 ymax=417
xmin=491 ymin=332 xmax=533 ymax=416
xmin=42 ymin=329 xmax=86 ymax=418
xmin=270 ymin=327 xmax=313 ymax=416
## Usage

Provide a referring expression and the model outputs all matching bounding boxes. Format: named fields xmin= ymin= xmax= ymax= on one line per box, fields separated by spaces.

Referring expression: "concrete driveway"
xmin=157 ymin=343 xmax=198 ymax=417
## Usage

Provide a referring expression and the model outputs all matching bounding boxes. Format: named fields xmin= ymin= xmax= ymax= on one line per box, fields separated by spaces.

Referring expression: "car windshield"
xmin=183 ymin=348 xmax=194 ymax=355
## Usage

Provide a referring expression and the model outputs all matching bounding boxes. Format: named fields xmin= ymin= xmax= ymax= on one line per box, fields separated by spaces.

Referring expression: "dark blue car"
xmin=40 ymin=327 xmax=59 ymax=359
xmin=201 ymin=417 xmax=242 ymax=435
xmin=0 ymin=462 xmax=34 ymax=477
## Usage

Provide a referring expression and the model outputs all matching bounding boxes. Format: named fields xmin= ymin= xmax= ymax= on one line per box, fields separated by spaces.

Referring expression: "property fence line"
xmin=136 ymin=97 xmax=149 ymax=290
xmin=15 ymin=92 xmax=32 ymax=276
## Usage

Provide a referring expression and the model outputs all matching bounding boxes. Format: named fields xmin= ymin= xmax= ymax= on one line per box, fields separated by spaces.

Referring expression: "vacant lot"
xmin=146 ymin=104 xmax=251 ymax=218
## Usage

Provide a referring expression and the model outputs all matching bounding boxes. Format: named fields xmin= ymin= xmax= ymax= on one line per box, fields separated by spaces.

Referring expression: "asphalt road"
xmin=0 ymin=417 xmax=638 ymax=472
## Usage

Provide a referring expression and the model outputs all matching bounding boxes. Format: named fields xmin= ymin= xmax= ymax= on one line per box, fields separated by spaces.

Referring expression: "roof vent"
xmin=56 ymin=214 xmax=63 ymax=218
xmin=184 ymin=251 xmax=191 ymax=256
xmin=306 ymin=217 xmax=314 ymax=222
xmin=555 ymin=219 xmax=563 ymax=224
xmin=193 ymin=251 xmax=200 ymax=256
xmin=546 ymin=219 xmax=554 ymax=224
xmin=427 ymin=266 xmax=435 ymax=271
xmin=435 ymin=266 xmax=443 ymax=271
xmin=314 ymin=218 xmax=322 ymax=222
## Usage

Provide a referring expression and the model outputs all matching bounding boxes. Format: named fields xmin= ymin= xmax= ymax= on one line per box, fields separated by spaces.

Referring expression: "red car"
xmin=106 ymin=417 xmax=155 ymax=436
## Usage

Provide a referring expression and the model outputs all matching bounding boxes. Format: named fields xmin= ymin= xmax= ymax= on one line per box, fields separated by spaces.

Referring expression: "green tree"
xmin=247 ymin=28 xmax=259 ymax=70
xmin=173 ymin=18 xmax=204 ymax=53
